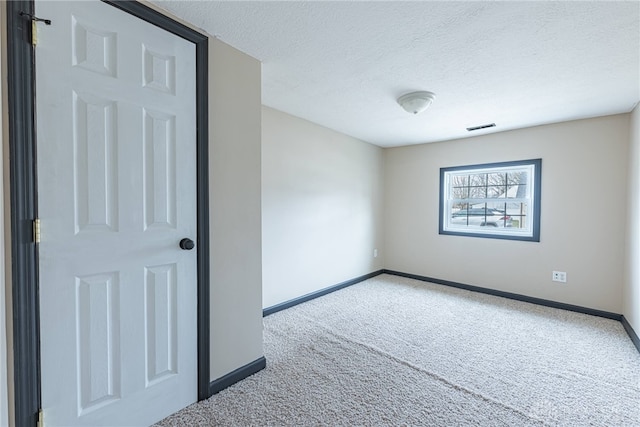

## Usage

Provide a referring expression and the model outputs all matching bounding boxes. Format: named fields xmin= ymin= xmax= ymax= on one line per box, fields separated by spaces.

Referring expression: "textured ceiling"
xmin=151 ymin=1 xmax=640 ymax=147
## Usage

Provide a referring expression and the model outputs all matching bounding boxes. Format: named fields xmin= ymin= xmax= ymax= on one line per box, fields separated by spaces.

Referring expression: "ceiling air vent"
xmin=466 ymin=123 xmax=496 ymax=132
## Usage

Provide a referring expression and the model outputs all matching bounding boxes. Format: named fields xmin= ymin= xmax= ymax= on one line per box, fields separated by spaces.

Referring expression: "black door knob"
xmin=179 ymin=238 xmax=195 ymax=250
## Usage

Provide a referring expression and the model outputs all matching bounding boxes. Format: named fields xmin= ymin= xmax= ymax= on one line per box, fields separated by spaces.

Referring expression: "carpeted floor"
xmin=156 ymin=274 xmax=640 ymax=426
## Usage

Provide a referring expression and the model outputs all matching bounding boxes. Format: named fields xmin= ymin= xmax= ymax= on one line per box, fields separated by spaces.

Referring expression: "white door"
xmin=35 ymin=1 xmax=198 ymax=425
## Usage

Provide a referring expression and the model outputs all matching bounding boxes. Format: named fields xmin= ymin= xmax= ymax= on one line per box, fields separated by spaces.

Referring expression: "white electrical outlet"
xmin=552 ymin=271 xmax=567 ymax=283
xmin=373 ymin=248 xmax=378 ymax=258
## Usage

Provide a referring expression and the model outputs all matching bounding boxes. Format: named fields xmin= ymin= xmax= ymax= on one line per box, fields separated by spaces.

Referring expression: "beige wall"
xmin=624 ymin=105 xmax=640 ymax=331
xmin=262 ymin=107 xmax=383 ymax=308
xmin=209 ymin=39 xmax=263 ymax=379
xmin=384 ymin=114 xmax=629 ymax=313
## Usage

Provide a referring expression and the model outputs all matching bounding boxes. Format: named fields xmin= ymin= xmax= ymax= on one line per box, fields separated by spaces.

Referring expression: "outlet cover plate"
xmin=552 ymin=271 xmax=567 ymax=283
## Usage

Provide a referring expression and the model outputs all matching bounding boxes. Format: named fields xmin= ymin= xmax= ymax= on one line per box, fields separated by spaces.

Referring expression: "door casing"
xmin=5 ymin=1 xmax=210 ymax=425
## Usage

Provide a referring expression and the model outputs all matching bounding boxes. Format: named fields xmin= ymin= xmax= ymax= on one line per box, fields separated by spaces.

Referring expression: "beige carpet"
xmin=156 ymin=274 xmax=640 ymax=426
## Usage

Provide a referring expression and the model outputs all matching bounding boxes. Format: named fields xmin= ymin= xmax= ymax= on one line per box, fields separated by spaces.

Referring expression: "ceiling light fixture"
xmin=397 ymin=91 xmax=436 ymax=115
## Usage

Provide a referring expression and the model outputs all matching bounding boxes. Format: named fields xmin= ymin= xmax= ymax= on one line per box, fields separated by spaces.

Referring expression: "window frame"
xmin=439 ymin=159 xmax=542 ymax=242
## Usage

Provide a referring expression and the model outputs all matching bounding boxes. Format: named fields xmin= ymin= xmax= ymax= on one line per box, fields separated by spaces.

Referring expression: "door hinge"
xmin=37 ymin=408 xmax=44 ymax=427
xmin=19 ymin=12 xmax=52 ymax=46
xmin=33 ymin=218 xmax=41 ymax=243
xmin=32 ymin=21 xmax=38 ymax=46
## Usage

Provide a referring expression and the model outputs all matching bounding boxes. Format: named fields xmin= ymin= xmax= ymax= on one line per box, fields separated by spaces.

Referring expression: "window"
xmin=439 ymin=159 xmax=541 ymax=241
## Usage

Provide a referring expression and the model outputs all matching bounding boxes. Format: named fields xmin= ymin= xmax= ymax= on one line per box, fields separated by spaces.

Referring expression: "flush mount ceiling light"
xmin=397 ymin=91 xmax=436 ymax=115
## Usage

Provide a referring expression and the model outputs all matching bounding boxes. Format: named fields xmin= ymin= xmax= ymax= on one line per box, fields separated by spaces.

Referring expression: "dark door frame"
xmin=5 ymin=1 xmax=210 ymax=425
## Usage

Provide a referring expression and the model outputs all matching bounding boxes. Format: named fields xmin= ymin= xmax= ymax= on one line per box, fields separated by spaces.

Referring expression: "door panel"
xmin=73 ymin=92 xmax=119 ymax=233
xmin=36 ymin=1 xmax=198 ymax=425
xmin=145 ymin=263 xmax=178 ymax=385
xmin=76 ymin=272 xmax=121 ymax=414
xmin=143 ymin=108 xmax=177 ymax=230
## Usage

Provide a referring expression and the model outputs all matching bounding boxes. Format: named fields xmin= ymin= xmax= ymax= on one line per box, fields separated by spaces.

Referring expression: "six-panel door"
xmin=35 ymin=1 xmax=198 ymax=425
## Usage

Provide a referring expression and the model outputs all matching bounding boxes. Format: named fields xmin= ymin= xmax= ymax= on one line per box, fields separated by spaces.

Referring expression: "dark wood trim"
xmin=6 ymin=2 xmax=41 ymax=426
xmin=209 ymin=357 xmax=267 ymax=395
xmin=621 ymin=316 xmax=640 ymax=354
xmin=7 ymin=1 xmax=211 ymax=425
xmin=383 ymin=270 xmax=623 ymax=321
xmin=194 ymin=27 xmax=211 ymax=405
xmin=263 ymin=270 xmax=385 ymax=317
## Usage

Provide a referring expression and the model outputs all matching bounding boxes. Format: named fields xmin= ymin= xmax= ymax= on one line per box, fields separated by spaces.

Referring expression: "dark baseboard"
xmin=263 ymin=270 xmax=385 ymax=317
xmin=209 ymin=357 xmax=267 ymax=396
xmin=383 ymin=270 xmax=623 ymax=321
xmin=621 ymin=316 xmax=640 ymax=354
